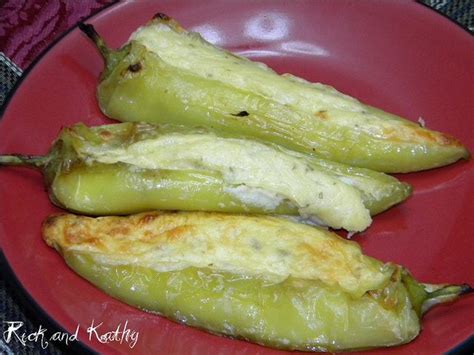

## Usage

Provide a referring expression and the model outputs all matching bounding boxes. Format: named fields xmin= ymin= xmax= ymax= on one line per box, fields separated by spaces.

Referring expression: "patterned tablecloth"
xmin=0 ymin=1 xmax=472 ymax=354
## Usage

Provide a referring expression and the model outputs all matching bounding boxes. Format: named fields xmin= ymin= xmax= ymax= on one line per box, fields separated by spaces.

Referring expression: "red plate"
xmin=1 ymin=1 xmax=473 ymax=354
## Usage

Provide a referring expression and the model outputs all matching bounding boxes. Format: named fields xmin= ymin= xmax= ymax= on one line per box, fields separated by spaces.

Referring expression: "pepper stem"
xmin=78 ymin=23 xmax=111 ymax=59
xmin=78 ymin=23 xmax=131 ymax=80
xmin=421 ymin=283 xmax=473 ymax=315
xmin=403 ymin=271 xmax=472 ymax=317
xmin=0 ymin=155 xmax=46 ymax=168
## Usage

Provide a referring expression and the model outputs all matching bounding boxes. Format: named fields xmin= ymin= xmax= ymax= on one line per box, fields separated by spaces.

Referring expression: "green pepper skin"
xmin=80 ymin=18 xmax=470 ymax=173
xmin=0 ymin=122 xmax=410 ymax=219
xmin=43 ymin=212 xmax=472 ymax=352
xmin=52 ymin=163 xmax=296 ymax=215
xmin=67 ymin=256 xmax=420 ymax=351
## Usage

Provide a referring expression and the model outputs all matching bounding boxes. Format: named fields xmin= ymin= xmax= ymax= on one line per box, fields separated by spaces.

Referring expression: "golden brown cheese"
xmin=43 ymin=212 xmax=394 ymax=297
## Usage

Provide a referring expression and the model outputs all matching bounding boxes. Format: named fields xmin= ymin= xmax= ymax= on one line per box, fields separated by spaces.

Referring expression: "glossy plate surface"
xmin=0 ymin=1 xmax=473 ymax=354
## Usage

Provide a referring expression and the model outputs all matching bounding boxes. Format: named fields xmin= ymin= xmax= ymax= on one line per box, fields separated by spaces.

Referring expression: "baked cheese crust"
xmin=43 ymin=211 xmax=394 ymax=297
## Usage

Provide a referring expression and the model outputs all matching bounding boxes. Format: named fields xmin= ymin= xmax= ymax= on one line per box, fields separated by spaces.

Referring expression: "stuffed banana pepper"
xmin=79 ymin=15 xmax=469 ymax=173
xmin=43 ymin=211 xmax=472 ymax=352
xmin=0 ymin=122 xmax=411 ymax=232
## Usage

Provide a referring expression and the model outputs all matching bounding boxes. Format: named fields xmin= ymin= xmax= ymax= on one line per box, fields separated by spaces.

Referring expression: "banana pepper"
xmin=42 ymin=211 xmax=472 ymax=352
xmin=79 ymin=15 xmax=469 ymax=173
xmin=0 ymin=122 xmax=411 ymax=232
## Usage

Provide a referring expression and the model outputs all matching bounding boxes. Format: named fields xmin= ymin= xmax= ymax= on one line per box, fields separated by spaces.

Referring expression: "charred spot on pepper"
xmin=128 ymin=62 xmax=142 ymax=73
xmin=231 ymin=111 xmax=249 ymax=117
xmin=153 ymin=13 xmax=170 ymax=21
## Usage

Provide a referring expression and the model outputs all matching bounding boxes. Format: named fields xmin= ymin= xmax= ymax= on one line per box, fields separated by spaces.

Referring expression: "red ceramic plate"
xmin=1 ymin=1 xmax=473 ymax=354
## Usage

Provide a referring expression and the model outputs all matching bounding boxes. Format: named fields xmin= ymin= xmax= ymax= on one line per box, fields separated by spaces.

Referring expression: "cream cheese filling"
xmin=130 ymin=23 xmax=422 ymax=140
xmin=131 ymin=24 xmax=363 ymax=113
xmin=223 ymin=185 xmax=285 ymax=211
xmin=84 ymin=133 xmax=371 ymax=231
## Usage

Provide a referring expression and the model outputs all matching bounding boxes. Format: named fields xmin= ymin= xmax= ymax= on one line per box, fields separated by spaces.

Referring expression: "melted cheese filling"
xmin=223 ymin=185 xmax=285 ymax=211
xmin=44 ymin=212 xmax=394 ymax=297
xmin=131 ymin=24 xmax=362 ymax=113
xmin=130 ymin=23 xmax=422 ymax=140
xmin=86 ymin=134 xmax=371 ymax=231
